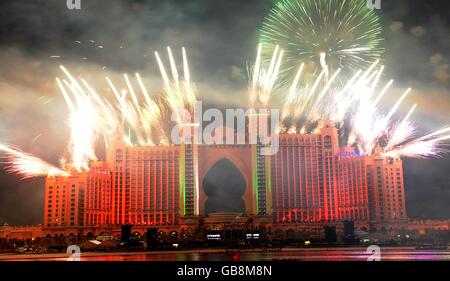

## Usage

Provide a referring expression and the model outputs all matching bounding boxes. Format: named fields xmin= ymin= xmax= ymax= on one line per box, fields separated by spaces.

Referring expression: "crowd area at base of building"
xmin=0 ymin=218 xmax=448 ymax=253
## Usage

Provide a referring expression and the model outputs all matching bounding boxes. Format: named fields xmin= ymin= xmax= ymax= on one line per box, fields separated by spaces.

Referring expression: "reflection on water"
xmin=7 ymin=248 xmax=450 ymax=261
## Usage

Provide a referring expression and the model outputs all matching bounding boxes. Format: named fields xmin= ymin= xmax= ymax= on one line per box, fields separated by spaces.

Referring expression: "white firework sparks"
xmin=1 ymin=45 xmax=450 ymax=180
xmin=0 ymin=144 xmax=70 ymax=179
xmin=249 ymin=43 xmax=450 ymax=159
xmin=249 ymin=43 xmax=283 ymax=108
xmin=53 ymin=47 xmax=195 ymax=172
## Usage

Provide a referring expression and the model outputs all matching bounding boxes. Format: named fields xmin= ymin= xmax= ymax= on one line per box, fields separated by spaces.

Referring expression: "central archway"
xmin=202 ymin=158 xmax=246 ymax=215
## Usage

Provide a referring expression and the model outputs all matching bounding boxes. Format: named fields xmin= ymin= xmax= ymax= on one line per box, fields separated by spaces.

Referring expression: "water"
xmin=3 ymin=247 xmax=450 ymax=261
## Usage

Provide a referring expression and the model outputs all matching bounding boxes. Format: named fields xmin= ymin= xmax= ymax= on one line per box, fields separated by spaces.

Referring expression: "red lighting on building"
xmin=43 ymin=124 xmax=407 ymax=230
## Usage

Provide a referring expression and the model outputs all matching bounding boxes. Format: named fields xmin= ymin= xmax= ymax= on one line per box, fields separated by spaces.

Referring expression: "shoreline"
xmin=0 ymin=246 xmax=427 ymax=261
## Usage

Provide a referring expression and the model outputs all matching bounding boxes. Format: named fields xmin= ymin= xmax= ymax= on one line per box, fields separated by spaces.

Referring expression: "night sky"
xmin=0 ymin=0 xmax=449 ymax=225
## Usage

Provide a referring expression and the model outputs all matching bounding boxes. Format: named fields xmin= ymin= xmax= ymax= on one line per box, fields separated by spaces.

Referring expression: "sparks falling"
xmin=0 ymin=45 xmax=449 ymax=180
xmin=252 ymin=45 xmax=450 ymax=159
xmin=0 ymin=47 xmax=195 ymax=177
xmin=249 ymin=43 xmax=283 ymax=108
xmin=54 ymin=47 xmax=195 ymax=172
xmin=0 ymin=144 xmax=70 ymax=179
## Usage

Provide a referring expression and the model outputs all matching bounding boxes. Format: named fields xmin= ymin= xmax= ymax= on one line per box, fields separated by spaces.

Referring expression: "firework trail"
xmin=154 ymin=47 xmax=197 ymax=122
xmin=2 ymin=43 xmax=450 ymax=181
xmin=259 ymin=0 xmax=383 ymax=84
xmin=57 ymin=67 xmax=101 ymax=171
xmin=275 ymin=52 xmax=450 ymax=158
xmin=383 ymin=128 xmax=450 ymax=159
xmin=247 ymin=44 xmax=449 ymax=159
xmin=0 ymin=144 xmax=70 ymax=179
xmin=249 ymin=43 xmax=283 ymax=108
xmin=52 ymin=47 xmax=194 ymax=172
xmin=55 ymin=48 xmax=191 ymax=163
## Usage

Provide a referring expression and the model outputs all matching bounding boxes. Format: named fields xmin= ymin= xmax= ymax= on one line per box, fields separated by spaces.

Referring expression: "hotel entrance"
xmin=202 ymin=159 xmax=246 ymax=215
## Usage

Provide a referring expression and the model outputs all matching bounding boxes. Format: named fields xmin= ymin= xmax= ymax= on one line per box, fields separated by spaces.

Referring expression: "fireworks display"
xmin=249 ymin=44 xmax=284 ymax=107
xmin=55 ymin=47 xmax=195 ymax=172
xmin=259 ymin=0 xmax=383 ymax=83
xmin=0 ymin=47 xmax=196 ymax=177
xmin=0 ymin=43 xmax=449 ymax=180
xmin=252 ymin=45 xmax=450 ymax=158
xmin=0 ymin=144 xmax=70 ymax=179
xmin=0 ymin=2 xmax=449 ymax=180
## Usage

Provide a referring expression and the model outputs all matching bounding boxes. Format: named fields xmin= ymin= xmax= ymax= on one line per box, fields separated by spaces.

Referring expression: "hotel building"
xmin=43 ymin=123 xmax=407 ymax=232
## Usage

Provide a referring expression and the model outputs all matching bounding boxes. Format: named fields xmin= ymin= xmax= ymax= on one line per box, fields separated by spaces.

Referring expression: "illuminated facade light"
xmin=44 ymin=124 xmax=407 ymax=228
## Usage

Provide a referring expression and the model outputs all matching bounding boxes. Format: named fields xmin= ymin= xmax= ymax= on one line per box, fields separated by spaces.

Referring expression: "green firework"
xmin=259 ymin=0 xmax=383 ymax=83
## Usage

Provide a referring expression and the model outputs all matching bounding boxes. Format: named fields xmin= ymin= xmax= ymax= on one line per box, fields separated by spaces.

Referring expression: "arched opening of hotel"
xmin=203 ymin=158 xmax=246 ymax=215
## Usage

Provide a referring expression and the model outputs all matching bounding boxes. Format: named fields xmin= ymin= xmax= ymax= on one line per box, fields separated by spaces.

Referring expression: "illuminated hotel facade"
xmin=43 ymin=123 xmax=407 ymax=233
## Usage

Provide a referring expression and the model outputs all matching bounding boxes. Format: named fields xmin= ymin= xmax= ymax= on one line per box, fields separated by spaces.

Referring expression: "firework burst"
xmin=1 ymin=43 xmax=450 ymax=180
xmin=249 ymin=43 xmax=283 ymax=108
xmin=155 ymin=47 xmax=197 ymax=119
xmin=0 ymin=144 xmax=70 ymax=179
xmin=259 ymin=0 xmax=383 ymax=84
xmin=53 ymin=47 xmax=195 ymax=172
xmin=273 ymin=50 xmax=450 ymax=158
